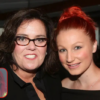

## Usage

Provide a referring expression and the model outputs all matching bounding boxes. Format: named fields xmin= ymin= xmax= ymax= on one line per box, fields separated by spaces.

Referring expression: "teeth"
xmin=25 ymin=55 xmax=36 ymax=58
xmin=69 ymin=64 xmax=79 ymax=67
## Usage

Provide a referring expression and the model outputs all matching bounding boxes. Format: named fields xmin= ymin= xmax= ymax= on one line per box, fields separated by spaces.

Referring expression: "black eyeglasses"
xmin=14 ymin=36 xmax=48 ymax=47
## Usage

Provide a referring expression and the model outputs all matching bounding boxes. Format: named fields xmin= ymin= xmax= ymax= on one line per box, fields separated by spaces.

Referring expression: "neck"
xmin=70 ymin=62 xmax=100 ymax=88
xmin=11 ymin=65 xmax=37 ymax=83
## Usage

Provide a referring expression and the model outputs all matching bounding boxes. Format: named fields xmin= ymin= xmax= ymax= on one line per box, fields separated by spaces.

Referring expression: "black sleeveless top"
xmin=62 ymin=87 xmax=100 ymax=100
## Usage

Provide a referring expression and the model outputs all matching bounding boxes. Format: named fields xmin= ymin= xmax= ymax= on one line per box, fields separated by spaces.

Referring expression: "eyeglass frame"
xmin=14 ymin=36 xmax=48 ymax=47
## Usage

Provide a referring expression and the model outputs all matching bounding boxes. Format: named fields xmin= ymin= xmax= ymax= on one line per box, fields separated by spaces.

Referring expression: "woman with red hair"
xmin=49 ymin=6 xmax=100 ymax=99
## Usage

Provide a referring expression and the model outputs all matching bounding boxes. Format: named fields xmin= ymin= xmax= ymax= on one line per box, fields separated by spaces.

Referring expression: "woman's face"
xmin=56 ymin=28 xmax=97 ymax=75
xmin=12 ymin=19 xmax=47 ymax=71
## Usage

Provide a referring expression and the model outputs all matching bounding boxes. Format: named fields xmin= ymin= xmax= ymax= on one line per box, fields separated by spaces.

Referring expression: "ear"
xmin=92 ymin=40 xmax=97 ymax=53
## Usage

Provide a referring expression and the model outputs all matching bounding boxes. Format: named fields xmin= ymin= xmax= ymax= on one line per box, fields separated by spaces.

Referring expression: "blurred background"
xmin=0 ymin=0 xmax=99 ymax=46
xmin=0 ymin=68 xmax=7 ymax=84
xmin=0 ymin=0 xmax=99 ymax=80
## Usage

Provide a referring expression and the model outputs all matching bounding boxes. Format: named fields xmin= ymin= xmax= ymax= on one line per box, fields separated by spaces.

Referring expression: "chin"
xmin=69 ymin=71 xmax=82 ymax=76
xmin=24 ymin=64 xmax=39 ymax=70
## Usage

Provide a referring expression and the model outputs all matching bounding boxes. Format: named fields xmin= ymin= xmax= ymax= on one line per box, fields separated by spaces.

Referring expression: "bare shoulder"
xmin=61 ymin=78 xmax=73 ymax=88
xmin=92 ymin=80 xmax=100 ymax=90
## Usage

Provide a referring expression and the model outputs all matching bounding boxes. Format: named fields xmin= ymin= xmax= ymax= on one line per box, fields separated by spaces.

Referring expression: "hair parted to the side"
xmin=46 ymin=6 xmax=98 ymax=74
xmin=0 ymin=9 xmax=54 ymax=71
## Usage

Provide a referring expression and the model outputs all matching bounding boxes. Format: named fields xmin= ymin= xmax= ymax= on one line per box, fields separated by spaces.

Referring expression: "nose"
xmin=66 ymin=51 xmax=74 ymax=63
xmin=26 ymin=41 xmax=36 ymax=50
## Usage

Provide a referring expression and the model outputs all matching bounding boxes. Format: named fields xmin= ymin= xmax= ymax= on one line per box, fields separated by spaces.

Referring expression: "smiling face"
xmin=12 ymin=19 xmax=47 ymax=72
xmin=56 ymin=28 xmax=97 ymax=75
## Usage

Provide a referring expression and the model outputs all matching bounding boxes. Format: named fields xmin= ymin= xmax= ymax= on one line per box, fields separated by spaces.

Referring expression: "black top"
xmin=1 ymin=64 xmax=61 ymax=100
xmin=62 ymin=87 xmax=100 ymax=100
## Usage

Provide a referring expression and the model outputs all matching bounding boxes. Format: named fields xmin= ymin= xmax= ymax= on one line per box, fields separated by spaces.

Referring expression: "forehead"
xmin=20 ymin=19 xmax=45 ymax=27
xmin=56 ymin=28 xmax=91 ymax=44
xmin=16 ymin=19 xmax=46 ymax=36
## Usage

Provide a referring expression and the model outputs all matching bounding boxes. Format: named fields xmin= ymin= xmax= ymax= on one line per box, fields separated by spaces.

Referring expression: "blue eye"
xmin=59 ymin=49 xmax=66 ymax=52
xmin=36 ymin=38 xmax=46 ymax=43
xmin=75 ymin=46 xmax=82 ymax=50
xmin=17 ymin=36 xmax=27 ymax=41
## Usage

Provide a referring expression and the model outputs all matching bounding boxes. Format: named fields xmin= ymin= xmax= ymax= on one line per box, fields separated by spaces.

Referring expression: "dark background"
xmin=0 ymin=0 xmax=100 ymax=79
xmin=0 ymin=68 xmax=7 ymax=84
xmin=0 ymin=0 xmax=100 ymax=45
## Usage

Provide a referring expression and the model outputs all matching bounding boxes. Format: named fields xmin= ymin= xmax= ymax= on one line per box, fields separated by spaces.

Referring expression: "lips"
xmin=67 ymin=63 xmax=80 ymax=69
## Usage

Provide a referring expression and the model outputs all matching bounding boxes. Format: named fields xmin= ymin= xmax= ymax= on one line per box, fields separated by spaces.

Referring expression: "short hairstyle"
xmin=0 ymin=9 xmax=54 ymax=69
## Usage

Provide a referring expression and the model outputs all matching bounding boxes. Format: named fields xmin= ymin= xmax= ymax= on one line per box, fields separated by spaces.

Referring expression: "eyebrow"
xmin=35 ymin=35 xmax=46 ymax=38
xmin=16 ymin=34 xmax=27 ymax=36
xmin=16 ymin=34 xmax=46 ymax=37
xmin=57 ymin=42 xmax=83 ymax=47
xmin=72 ymin=42 xmax=83 ymax=45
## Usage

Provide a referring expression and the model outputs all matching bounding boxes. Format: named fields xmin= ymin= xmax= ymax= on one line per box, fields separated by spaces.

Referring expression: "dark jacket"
xmin=1 ymin=64 xmax=61 ymax=100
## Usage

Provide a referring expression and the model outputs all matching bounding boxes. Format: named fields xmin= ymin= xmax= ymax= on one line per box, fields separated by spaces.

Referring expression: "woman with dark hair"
xmin=0 ymin=9 xmax=61 ymax=100
xmin=49 ymin=6 xmax=100 ymax=100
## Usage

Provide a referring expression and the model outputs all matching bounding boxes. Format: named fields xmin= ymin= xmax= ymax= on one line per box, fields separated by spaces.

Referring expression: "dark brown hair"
xmin=0 ymin=9 xmax=54 ymax=70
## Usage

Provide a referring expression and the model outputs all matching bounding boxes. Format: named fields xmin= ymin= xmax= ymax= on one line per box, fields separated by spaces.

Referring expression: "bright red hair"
xmin=56 ymin=6 xmax=96 ymax=42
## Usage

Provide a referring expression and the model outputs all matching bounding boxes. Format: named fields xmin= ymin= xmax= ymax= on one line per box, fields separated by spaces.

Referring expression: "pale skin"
xmin=56 ymin=28 xmax=100 ymax=90
xmin=12 ymin=19 xmax=47 ymax=99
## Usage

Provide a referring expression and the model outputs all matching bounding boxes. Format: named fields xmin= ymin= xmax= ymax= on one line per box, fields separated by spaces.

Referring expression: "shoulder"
xmin=62 ymin=78 xmax=73 ymax=88
xmin=61 ymin=78 xmax=68 ymax=87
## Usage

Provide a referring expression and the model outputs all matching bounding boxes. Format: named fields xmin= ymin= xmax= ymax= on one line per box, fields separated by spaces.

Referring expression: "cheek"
xmin=58 ymin=54 xmax=65 ymax=63
xmin=39 ymin=46 xmax=47 ymax=56
xmin=14 ymin=45 xmax=20 ymax=51
xmin=14 ymin=45 xmax=20 ymax=53
xmin=12 ymin=45 xmax=24 ymax=56
xmin=77 ymin=51 xmax=90 ymax=60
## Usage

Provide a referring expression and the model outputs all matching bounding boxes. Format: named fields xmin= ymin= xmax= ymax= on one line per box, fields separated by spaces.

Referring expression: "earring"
xmin=46 ymin=52 xmax=47 ymax=55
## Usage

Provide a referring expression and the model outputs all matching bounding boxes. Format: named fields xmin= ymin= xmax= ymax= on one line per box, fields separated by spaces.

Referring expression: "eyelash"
xmin=58 ymin=49 xmax=66 ymax=53
xmin=74 ymin=46 xmax=82 ymax=50
xmin=16 ymin=36 xmax=46 ymax=40
xmin=35 ymin=38 xmax=46 ymax=42
xmin=17 ymin=36 xmax=26 ymax=41
xmin=58 ymin=46 xmax=82 ymax=53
